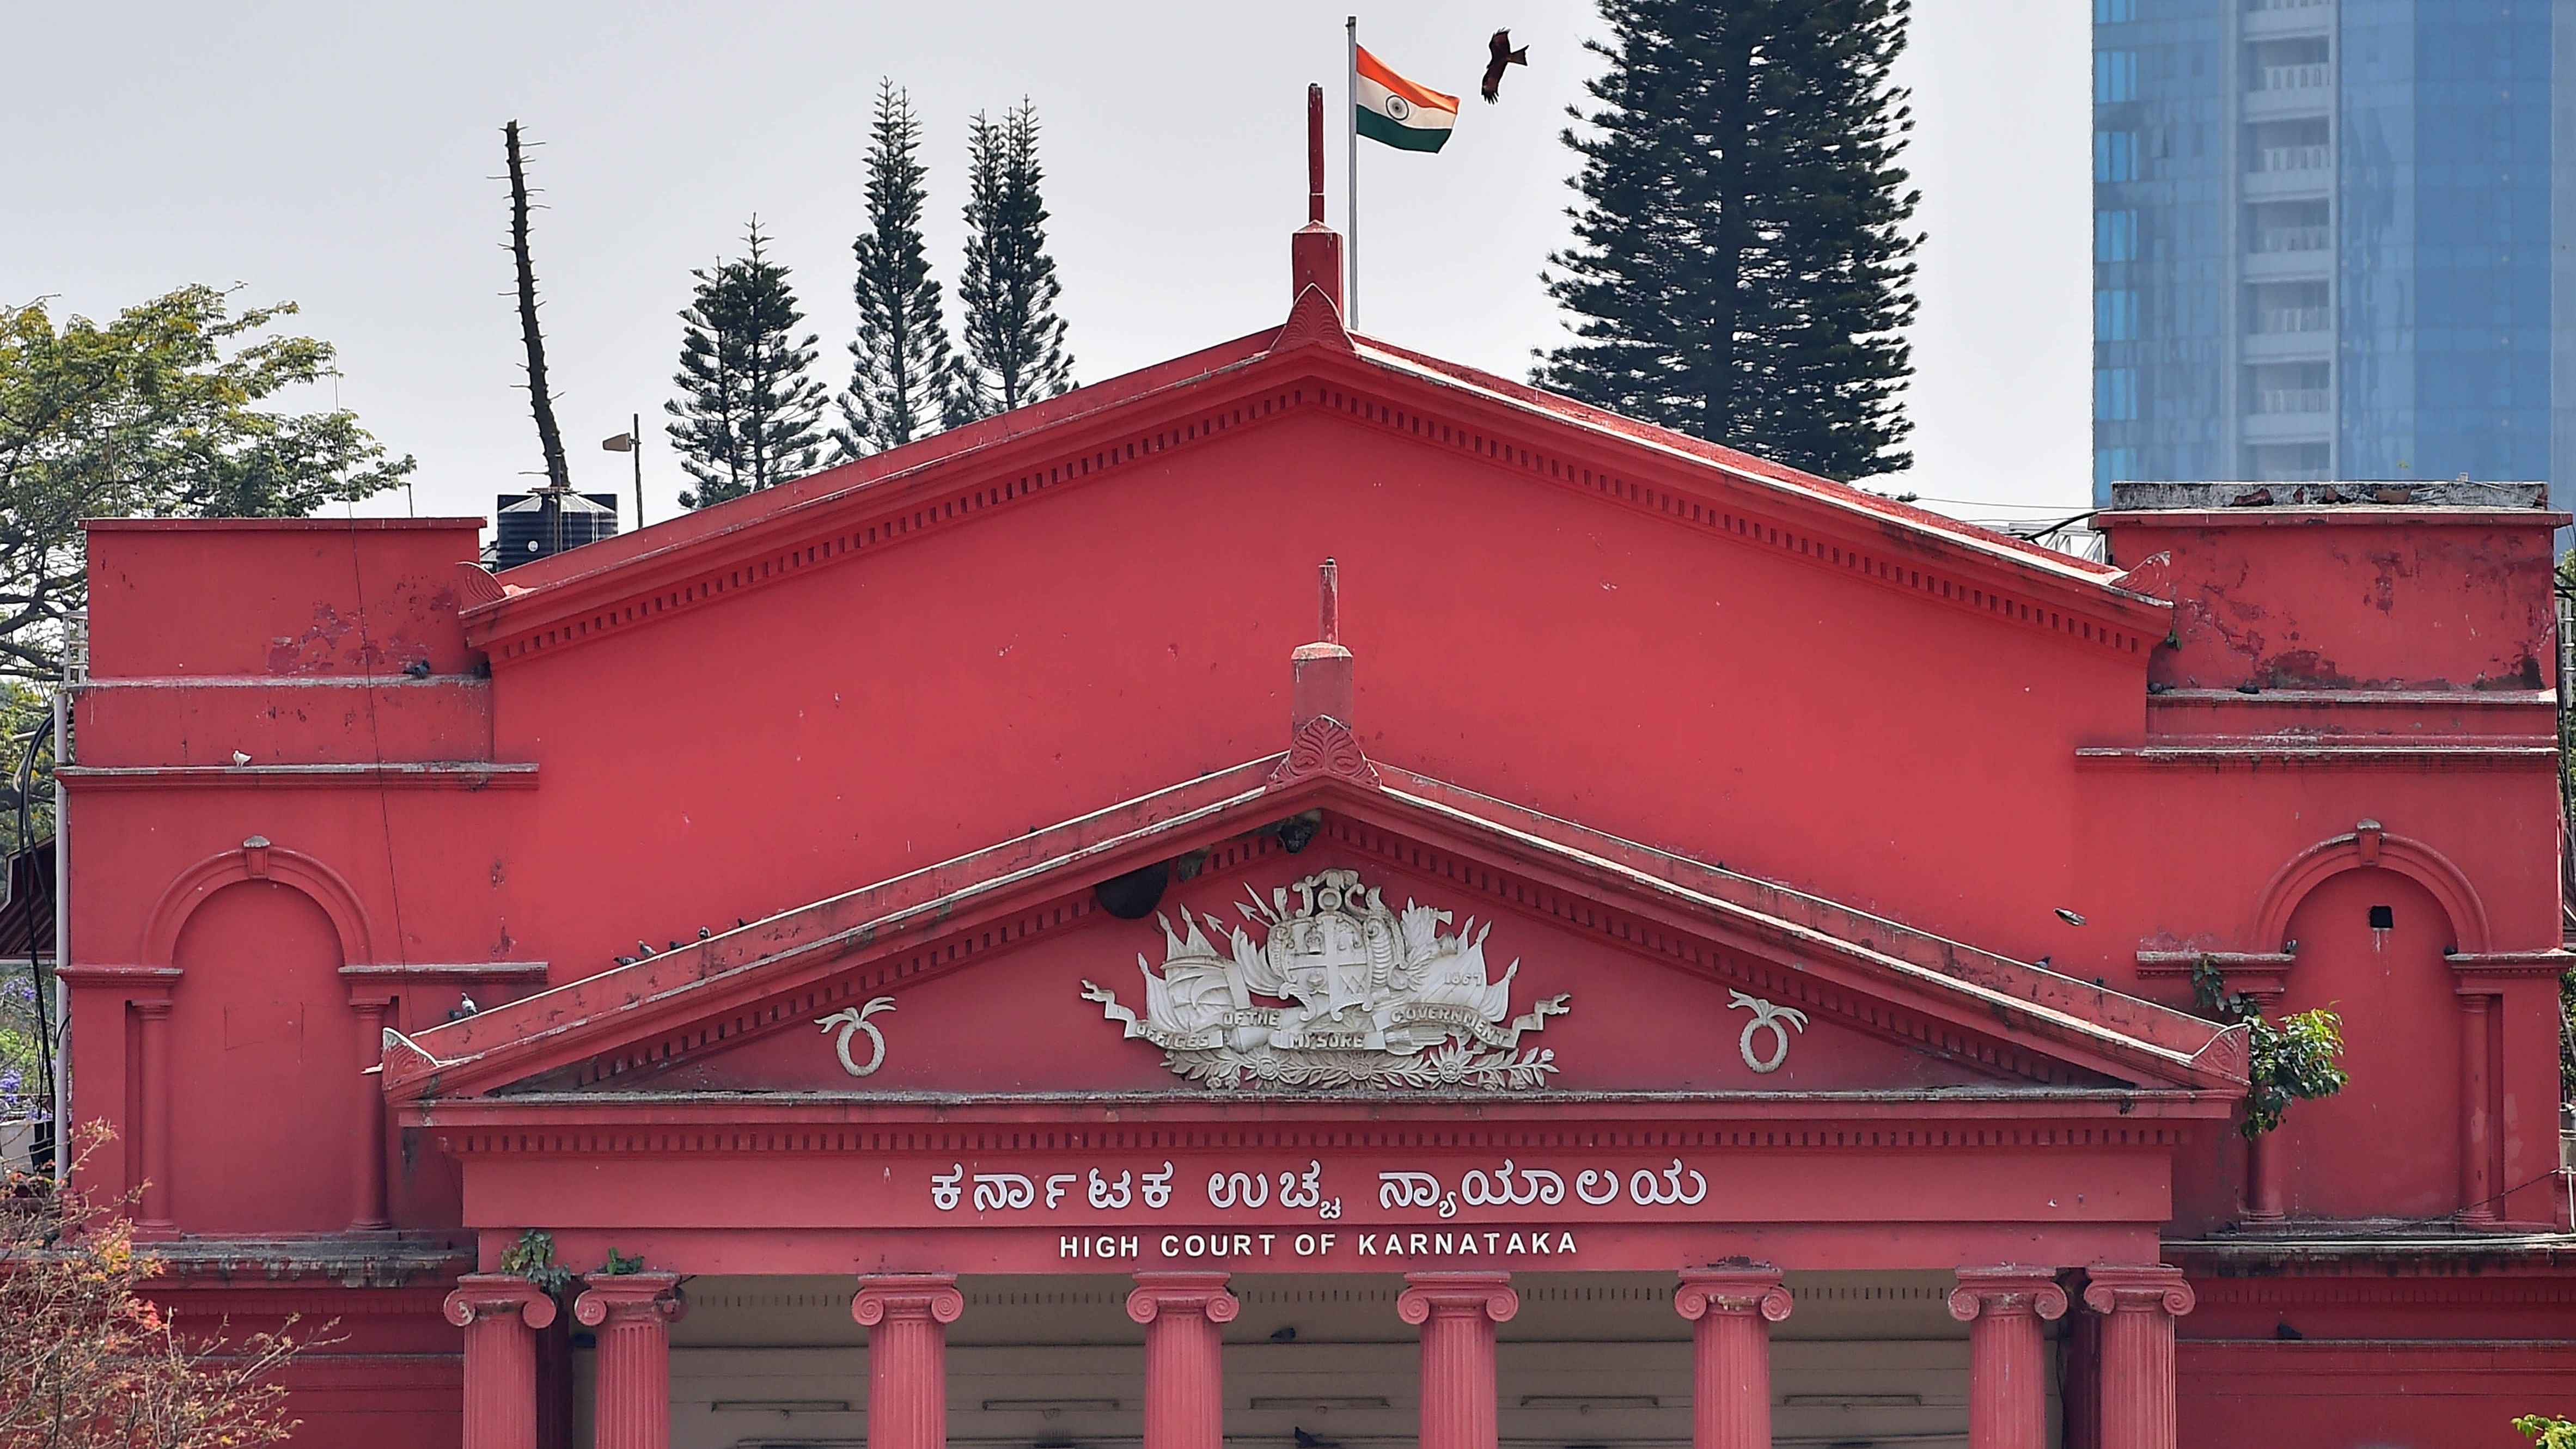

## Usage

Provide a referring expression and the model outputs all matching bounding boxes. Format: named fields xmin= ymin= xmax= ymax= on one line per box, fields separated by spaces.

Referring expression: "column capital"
xmin=575 ymin=1271 xmax=687 ymax=1328
xmin=2080 ymin=1264 xmax=2195 ymax=1318
xmin=1675 ymin=1264 xmax=1792 ymax=1323
xmin=1126 ymin=1270 xmax=1241 ymax=1325
xmin=1947 ymin=1267 xmax=2070 ymax=1323
xmin=852 ymin=1273 xmax=963 ymax=1327
xmin=1399 ymin=1271 xmax=1518 ymax=1326
xmin=445 ymin=1273 xmax=559 ymax=1331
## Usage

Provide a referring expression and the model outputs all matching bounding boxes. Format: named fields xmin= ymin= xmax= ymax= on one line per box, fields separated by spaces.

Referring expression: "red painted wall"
xmin=52 ymin=321 xmax=2574 ymax=1448
xmin=63 ymin=415 xmax=2568 ymax=1238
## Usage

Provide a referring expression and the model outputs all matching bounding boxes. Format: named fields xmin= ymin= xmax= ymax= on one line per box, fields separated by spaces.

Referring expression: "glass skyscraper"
xmin=2091 ymin=0 xmax=2576 ymax=504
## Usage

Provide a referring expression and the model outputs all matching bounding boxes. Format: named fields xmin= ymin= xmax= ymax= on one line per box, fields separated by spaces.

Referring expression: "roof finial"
xmin=1289 ymin=559 xmax=1355 ymax=733
xmin=1307 ymin=84 xmax=1328 ymax=226
xmin=1289 ymin=84 xmax=1346 ymax=314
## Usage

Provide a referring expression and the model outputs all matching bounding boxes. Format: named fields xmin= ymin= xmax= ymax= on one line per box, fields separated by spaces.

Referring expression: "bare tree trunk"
xmin=505 ymin=120 xmax=572 ymax=492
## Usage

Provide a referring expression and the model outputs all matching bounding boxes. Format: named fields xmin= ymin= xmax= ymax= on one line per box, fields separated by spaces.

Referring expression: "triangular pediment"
xmin=462 ymin=314 xmax=2167 ymax=674
xmin=383 ymin=739 xmax=2245 ymax=1110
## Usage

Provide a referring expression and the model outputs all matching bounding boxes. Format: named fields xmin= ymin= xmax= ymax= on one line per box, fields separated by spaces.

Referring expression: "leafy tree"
xmin=1537 ymin=0 xmax=1921 ymax=480
xmin=2192 ymin=958 xmax=2349 ymax=1138
xmin=837 ymin=81 xmax=965 ymax=457
xmin=1 ymin=1124 xmax=335 ymax=1446
xmin=664 ymin=219 xmax=832 ymax=509
xmin=2516 ymin=1415 xmax=2576 ymax=1448
xmin=954 ymin=102 xmax=1074 ymax=419
xmin=0 ymin=287 xmax=413 ymax=684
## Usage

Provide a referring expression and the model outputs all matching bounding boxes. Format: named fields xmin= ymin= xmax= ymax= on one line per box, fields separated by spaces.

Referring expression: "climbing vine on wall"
xmin=2192 ymin=958 xmax=2350 ymax=1139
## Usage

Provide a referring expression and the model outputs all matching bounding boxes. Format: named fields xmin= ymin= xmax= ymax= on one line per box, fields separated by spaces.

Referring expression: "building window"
xmin=2094 ymin=131 xmax=2138 ymax=182
xmin=2096 ymin=289 xmax=2140 ymax=341
xmin=2096 ymin=209 xmax=2138 ymax=262
xmin=2095 ymin=51 xmax=2138 ymax=103
xmin=2094 ymin=447 xmax=2140 ymax=490
xmin=2096 ymin=369 xmax=2140 ymax=421
xmin=2095 ymin=0 xmax=2135 ymax=21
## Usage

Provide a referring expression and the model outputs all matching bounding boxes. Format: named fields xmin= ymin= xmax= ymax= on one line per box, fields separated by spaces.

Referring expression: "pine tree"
xmin=955 ymin=102 xmax=1075 ymax=420
xmin=663 ymin=219 xmax=831 ymax=509
xmin=1537 ymin=0 xmax=1920 ymax=480
xmin=837 ymin=81 xmax=964 ymax=456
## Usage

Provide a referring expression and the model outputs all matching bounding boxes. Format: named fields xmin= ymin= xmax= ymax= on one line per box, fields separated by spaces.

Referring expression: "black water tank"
xmin=495 ymin=490 xmax=620 ymax=570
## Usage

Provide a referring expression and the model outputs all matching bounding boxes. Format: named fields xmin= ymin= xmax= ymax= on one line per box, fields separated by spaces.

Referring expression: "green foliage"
xmin=499 ymin=1229 xmax=575 ymax=1298
xmin=2515 ymin=1414 xmax=2576 ymax=1448
xmin=836 ymin=81 xmax=965 ymax=456
xmin=2557 ymin=552 xmax=2576 ymax=1104
xmin=955 ymin=102 xmax=1073 ymax=419
xmin=0 ymin=680 xmax=52 ymax=855
xmin=1537 ymin=0 xmax=1920 ymax=480
xmin=2193 ymin=958 xmax=2350 ymax=1139
xmin=665 ymin=219 xmax=831 ymax=509
xmin=598 ymin=1247 xmax=645 ymax=1276
xmin=0 ymin=286 xmax=413 ymax=683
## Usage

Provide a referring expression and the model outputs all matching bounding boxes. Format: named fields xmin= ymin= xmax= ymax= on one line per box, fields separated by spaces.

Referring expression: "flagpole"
xmin=1346 ymin=14 xmax=1359 ymax=328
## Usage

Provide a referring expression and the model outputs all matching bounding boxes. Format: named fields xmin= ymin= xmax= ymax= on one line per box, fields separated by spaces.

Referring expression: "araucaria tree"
xmin=1537 ymin=0 xmax=1921 ymax=480
xmin=664 ymin=219 xmax=831 ymax=510
xmin=837 ymin=81 xmax=963 ymax=456
xmin=954 ymin=102 xmax=1074 ymax=419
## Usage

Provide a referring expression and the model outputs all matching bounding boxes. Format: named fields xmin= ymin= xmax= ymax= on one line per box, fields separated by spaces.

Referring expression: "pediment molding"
xmin=394 ymin=756 xmax=2244 ymax=1109
xmin=465 ymin=347 xmax=2168 ymax=670
xmin=418 ymin=1106 xmax=2203 ymax=1159
xmin=523 ymin=813 xmax=2091 ymax=1099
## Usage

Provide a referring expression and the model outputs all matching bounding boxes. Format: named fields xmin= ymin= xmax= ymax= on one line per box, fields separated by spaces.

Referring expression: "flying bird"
xmin=1481 ymin=29 xmax=1527 ymax=103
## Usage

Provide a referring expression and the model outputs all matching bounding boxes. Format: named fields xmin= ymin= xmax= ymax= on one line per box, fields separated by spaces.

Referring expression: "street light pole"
xmin=601 ymin=414 xmax=645 ymax=530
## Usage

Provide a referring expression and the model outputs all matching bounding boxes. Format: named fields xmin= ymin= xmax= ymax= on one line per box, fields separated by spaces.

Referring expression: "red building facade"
xmin=52 ymin=223 xmax=2576 ymax=1448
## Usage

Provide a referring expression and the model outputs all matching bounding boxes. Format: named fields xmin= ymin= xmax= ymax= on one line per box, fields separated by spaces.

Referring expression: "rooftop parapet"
xmin=2108 ymin=479 xmax=2550 ymax=511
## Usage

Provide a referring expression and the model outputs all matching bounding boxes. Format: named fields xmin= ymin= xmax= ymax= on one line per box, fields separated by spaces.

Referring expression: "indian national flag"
xmin=1356 ymin=46 xmax=1459 ymax=153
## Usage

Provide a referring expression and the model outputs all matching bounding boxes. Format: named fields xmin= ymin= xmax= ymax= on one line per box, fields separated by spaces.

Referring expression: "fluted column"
xmin=2081 ymin=1265 xmax=2193 ymax=1449
xmin=347 ymin=995 xmax=392 ymax=1229
xmin=1675 ymin=1265 xmax=1791 ymax=1449
xmin=1399 ymin=1272 xmax=1518 ymax=1449
xmin=135 ymin=999 xmax=175 ymax=1230
xmin=853 ymin=1274 xmax=963 ymax=1449
xmin=1947 ymin=1268 xmax=2067 ymax=1449
xmin=445 ymin=1274 xmax=558 ymax=1449
xmin=1127 ymin=1273 xmax=1238 ymax=1449
xmin=575 ymin=1273 xmax=685 ymax=1449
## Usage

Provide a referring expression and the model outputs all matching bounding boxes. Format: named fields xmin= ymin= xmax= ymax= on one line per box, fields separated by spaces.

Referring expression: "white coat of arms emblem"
xmin=1081 ymin=868 xmax=1570 ymax=1091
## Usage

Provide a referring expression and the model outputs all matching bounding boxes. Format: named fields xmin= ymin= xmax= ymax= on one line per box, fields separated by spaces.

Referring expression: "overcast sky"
xmin=5 ymin=1 xmax=2089 ymax=535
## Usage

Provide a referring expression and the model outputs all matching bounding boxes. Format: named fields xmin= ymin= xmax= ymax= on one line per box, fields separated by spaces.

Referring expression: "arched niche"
xmin=166 ymin=877 xmax=364 ymax=1233
xmin=2249 ymin=820 xmax=2488 ymax=956
xmin=140 ymin=836 xmax=377 ymax=969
